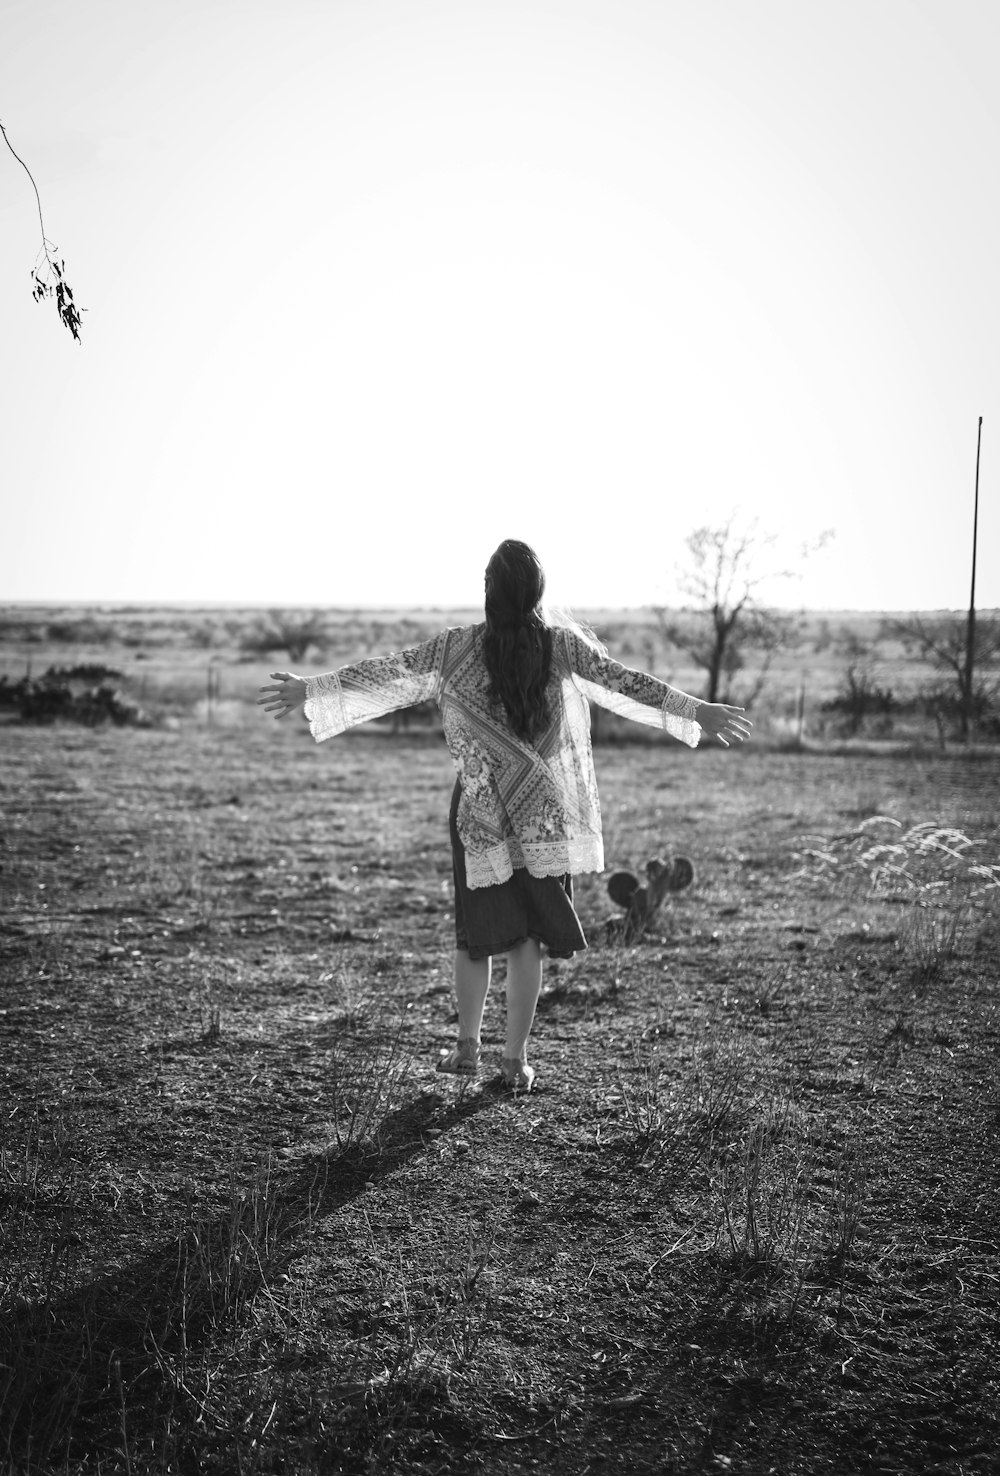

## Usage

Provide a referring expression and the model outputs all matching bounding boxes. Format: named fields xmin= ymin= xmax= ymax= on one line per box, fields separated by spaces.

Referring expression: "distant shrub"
xmin=46 ymin=663 xmax=124 ymax=683
xmin=45 ymin=617 xmax=117 ymax=644
xmin=822 ymin=663 xmax=895 ymax=736
xmin=0 ymin=616 xmax=46 ymax=643
xmin=188 ymin=620 xmax=220 ymax=650
xmin=240 ymin=610 xmax=328 ymax=663
xmin=812 ymin=617 xmax=833 ymax=654
xmin=920 ymin=684 xmax=999 ymax=745
xmin=0 ymin=667 xmax=149 ymax=727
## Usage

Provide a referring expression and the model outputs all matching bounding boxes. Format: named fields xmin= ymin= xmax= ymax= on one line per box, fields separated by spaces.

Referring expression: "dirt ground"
xmin=2 ymin=719 xmax=999 ymax=1474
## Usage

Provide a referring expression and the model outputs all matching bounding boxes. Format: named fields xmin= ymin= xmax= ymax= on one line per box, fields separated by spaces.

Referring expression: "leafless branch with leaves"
xmin=1 ymin=118 xmax=85 ymax=341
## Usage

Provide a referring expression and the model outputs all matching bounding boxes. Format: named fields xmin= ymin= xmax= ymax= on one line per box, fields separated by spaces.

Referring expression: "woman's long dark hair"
xmin=482 ymin=539 xmax=553 ymax=741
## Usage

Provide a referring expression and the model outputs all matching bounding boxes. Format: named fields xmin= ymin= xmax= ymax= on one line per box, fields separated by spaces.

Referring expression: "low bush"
xmin=0 ymin=666 xmax=150 ymax=727
xmin=921 ymin=683 xmax=999 ymax=744
xmin=239 ymin=611 xmax=329 ymax=663
xmin=821 ymin=667 xmax=896 ymax=736
xmin=44 ymin=617 xmax=117 ymax=644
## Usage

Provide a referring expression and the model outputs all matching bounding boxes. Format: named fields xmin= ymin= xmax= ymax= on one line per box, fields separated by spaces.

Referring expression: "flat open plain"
xmin=2 ymin=695 xmax=998 ymax=1473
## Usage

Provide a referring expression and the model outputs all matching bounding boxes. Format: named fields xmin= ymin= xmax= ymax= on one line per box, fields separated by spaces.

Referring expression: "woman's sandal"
xmin=500 ymin=1057 xmax=535 ymax=1092
xmin=436 ymin=1038 xmax=482 ymax=1075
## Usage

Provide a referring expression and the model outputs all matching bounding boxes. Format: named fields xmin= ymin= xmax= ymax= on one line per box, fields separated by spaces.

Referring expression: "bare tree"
xmin=884 ymin=614 xmax=1000 ymax=742
xmin=1 ymin=119 xmax=84 ymax=340
xmin=657 ymin=515 xmax=824 ymax=705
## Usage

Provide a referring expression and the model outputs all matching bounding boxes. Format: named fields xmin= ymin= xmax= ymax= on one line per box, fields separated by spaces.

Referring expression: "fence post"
xmin=796 ymin=677 xmax=806 ymax=744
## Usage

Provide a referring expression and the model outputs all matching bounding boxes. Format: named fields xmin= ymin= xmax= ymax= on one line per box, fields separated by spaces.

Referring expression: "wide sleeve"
xmin=561 ymin=628 xmax=702 ymax=748
xmin=304 ymin=629 xmax=450 ymax=742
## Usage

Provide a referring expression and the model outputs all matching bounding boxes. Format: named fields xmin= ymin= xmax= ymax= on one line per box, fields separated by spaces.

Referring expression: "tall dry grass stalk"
xmin=328 ymin=1021 xmax=411 ymax=1150
xmin=800 ymin=816 xmax=1000 ymax=977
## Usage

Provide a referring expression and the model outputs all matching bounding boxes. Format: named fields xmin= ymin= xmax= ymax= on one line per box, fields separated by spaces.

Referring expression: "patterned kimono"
xmin=304 ymin=624 xmax=702 ymax=889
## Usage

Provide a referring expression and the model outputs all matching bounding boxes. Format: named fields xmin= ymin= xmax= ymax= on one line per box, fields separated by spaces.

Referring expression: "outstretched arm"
xmin=257 ymin=630 xmax=451 ymax=742
xmin=562 ymin=629 xmax=751 ymax=748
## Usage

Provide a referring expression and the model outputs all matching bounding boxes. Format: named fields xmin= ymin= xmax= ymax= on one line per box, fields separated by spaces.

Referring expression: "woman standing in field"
xmin=257 ymin=540 xmax=750 ymax=1090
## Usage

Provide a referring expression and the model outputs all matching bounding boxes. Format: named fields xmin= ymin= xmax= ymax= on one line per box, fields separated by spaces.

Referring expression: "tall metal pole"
xmin=963 ymin=416 xmax=983 ymax=743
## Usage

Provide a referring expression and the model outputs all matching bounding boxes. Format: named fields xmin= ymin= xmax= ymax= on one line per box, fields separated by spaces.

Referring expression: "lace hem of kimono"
xmin=463 ymin=836 xmax=606 ymax=890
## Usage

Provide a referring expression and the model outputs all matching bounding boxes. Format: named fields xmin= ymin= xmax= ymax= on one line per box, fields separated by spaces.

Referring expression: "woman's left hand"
xmin=257 ymin=671 xmax=307 ymax=719
xmin=697 ymin=702 xmax=753 ymax=747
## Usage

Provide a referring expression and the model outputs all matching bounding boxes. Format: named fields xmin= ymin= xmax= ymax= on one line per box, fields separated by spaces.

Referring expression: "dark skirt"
xmin=449 ymin=782 xmax=588 ymax=961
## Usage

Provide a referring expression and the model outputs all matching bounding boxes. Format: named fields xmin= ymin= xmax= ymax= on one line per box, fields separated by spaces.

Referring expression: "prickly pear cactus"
xmin=605 ymin=855 xmax=694 ymax=944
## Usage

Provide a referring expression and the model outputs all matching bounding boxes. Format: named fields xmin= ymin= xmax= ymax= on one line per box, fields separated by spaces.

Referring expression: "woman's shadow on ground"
xmin=0 ymin=1072 xmax=498 ymax=1463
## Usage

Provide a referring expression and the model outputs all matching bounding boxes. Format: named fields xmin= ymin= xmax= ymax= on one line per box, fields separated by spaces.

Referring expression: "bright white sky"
xmin=2 ymin=0 xmax=998 ymax=612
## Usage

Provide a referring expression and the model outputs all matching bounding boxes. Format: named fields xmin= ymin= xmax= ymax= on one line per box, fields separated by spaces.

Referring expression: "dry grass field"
xmin=2 ymin=609 xmax=999 ymax=1474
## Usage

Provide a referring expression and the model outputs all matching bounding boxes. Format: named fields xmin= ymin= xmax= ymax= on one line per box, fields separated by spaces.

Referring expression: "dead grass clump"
xmin=710 ymin=1100 xmax=818 ymax=1273
xmin=618 ymin=1020 xmax=763 ymax=1163
xmin=799 ymin=816 xmax=1000 ymax=984
xmin=327 ymin=1023 xmax=412 ymax=1151
xmin=617 ymin=1010 xmax=880 ymax=1361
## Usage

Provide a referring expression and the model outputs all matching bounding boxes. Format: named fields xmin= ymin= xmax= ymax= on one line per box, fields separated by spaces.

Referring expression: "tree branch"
xmin=1 ymin=118 xmax=85 ymax=341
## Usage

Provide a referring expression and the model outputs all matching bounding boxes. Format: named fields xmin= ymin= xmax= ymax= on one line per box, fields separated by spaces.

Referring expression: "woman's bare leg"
xmin=504 ymin=938 xmax=543 ymax=1062
xmin=454 ymin=949 xmax=491 ymax=1044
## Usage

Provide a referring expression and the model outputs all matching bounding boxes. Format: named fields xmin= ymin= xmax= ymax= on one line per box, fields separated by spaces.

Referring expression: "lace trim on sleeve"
xmin=304 ymin=630 xmax=450 ymax=743
xmin=304 ymin=672 xmax=347 ymax=742
xmin=657 ymin=699 xmax=701 ymax=749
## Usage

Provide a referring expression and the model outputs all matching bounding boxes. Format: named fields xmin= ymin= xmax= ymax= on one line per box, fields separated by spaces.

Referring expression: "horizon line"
xmin=3 ymin=600 xmax=998 ymax=618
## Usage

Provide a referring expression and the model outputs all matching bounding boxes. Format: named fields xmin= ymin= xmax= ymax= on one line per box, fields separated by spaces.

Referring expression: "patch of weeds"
xmin=800 ymin=816 xmax=1000 ymax=987
xmin=194 ymin=987 xmax=224 ymax=1044
xmin=688 ymin=1025 xmax=759 ymax=1137
xmin=149 ymin=1155 xmax=294 ymax=1360
xmin=160 ymin=821 xmax=223 ymax=932
xmin=617 ymin=1043 xmax=671 ymax=1148
xmin=639 ymin=1007 xmax=677 ymax=1041
xmin=606 ymin=933 xmax=637 ymax=996
xmin=189 ymin=966 xmax=241 ymax=1044
xmin=899 ymin=901 xmax=971 ymax=987
xmin=746 ymin=971 xmax=785 ymax=1018
xmin=826 ymin=1133 xmax=870 ymax=1329
xmin=0 ymin=1092 xmax=84 ymax=1308
xmin=710 ymin=1094 xmax=818 ymax=1276
xmin=617 ymin=1021 xmax=761 ymax=1169
xmin=320 ymin=962 xmax=375 ymax=1033
xmin=328 ymin=1021 xmax=412 ymax=1151
xmin=4 ymin=922 xmax=73 ymax=987
xmin=622 ymin=1014 xmax=878 ymax=1352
